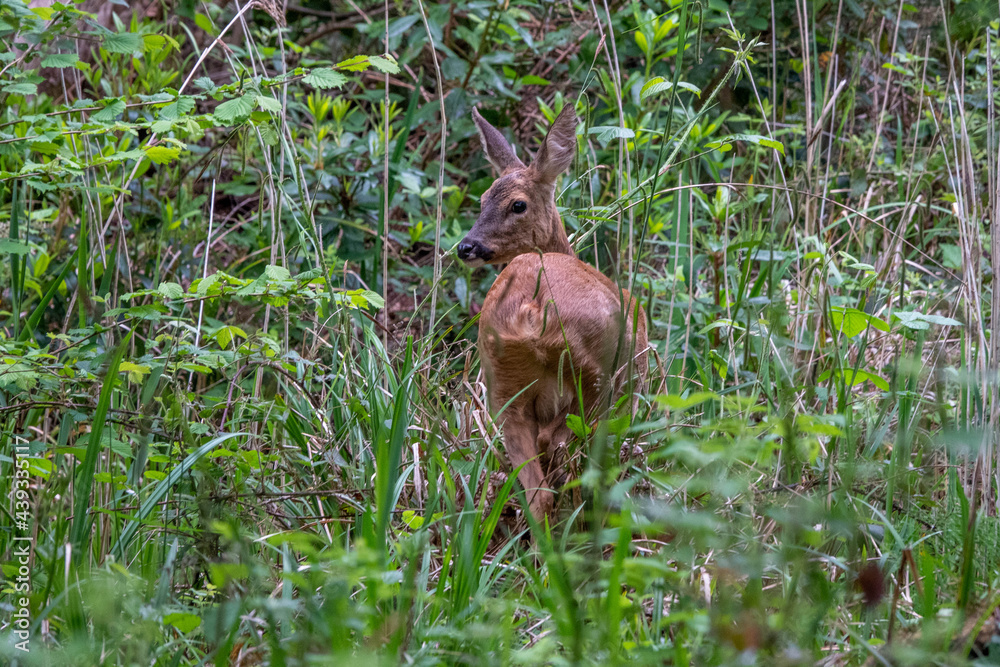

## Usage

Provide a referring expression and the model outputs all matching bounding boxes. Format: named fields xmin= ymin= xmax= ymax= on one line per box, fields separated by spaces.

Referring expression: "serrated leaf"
xmin=101 ymin=149 xmax=146 ymax=163
xmin=336 ymin=55 xmax=370 ymax=72
xmin=159 ymin=96 xmax=195 ymax=120
xmin=119 ymin=361 xmax=151 ymax=384
xmin=214 ymin=325 xmax=248 ymax=349
xmin=103 ymin=32 xmax=142 ymax=54
xmin=143 ymin=145 xmax=181 ymax=165
xmin=157 ymin=282 xmax=184 ymax=299
xmin=893 ymin=311 xmax=962 ymax=330
xmin=3 ymin=82 xmax=38 ymax=96
xmin=588 ymin=125 xmax=635 ymax=142
xmin=334 ymin=288 xmax=384 ymax=310
xmin=214 ymin=93 xmax=255 ymax=125
xmin=917 ymin=313 xmax=962 ymax=326
xmin=264 ymin=264 xmax=291 ymax=281
xmin=30 ymin=141 xmax=60 ymax=156
xmin=303 ymin=68 xmax=347 ymax=90
xmin=256 ymin=95 xmax=282 ymax=112
xmin=640 ymin=77 xmax=701 ymax=101
xmin=830 ymin=307 xmax=874 ymax=338
xmin=41 ymin=53 xmax=80 ymax=68
xmin=93 ymin=99 xmax=126 ymax=122
xmin=25 ymin=179 xmax=57 ymax=192
xmin=759 ymin=138 xmax=785 ymax=154
xmin=368 ymin=55 xmax=399 ymax=74
xmin=31 ymin=5 xmax=55 ymax=19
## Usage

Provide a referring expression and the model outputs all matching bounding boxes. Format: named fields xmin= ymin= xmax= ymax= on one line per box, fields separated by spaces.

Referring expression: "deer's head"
xmin=457 ymin=106 xmax=578 ymax=266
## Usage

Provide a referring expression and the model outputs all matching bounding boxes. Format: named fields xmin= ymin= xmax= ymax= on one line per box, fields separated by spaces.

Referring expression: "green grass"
xmin=0 ymin=0 xmax=998 ymax=664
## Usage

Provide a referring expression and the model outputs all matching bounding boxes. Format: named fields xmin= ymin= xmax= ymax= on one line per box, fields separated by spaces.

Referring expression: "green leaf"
xmin=142 ymin=34 xmax=166 ymax=53
xmin=214 ymin=325 xmax=248 ymax=349
xmin=31 ymin=5 xmax=55 ymax=20
xmin=588 ymin=126 xmax=635 ymax=142
xmin=401 ymin=510 xmax=424 ymax=529
xmin=634 ymin=31 xmax=649 ymax=53
xmin=256 ymin=94 xmax=282 ymax=112
xmin=103 ymin=32 xmax=143 ymax=54
xmin=194 ymin=12 xmax=215 ymax=35
xmin=101 ymin=149 xmax=146 ymax=163
xmin=93 ymin=99 xmax=126 ymax=122
xmin=704 ymin=140 xmax=733 ymax=152
xmin=565 ymin=413 xmax=592 ymax=438
xmin=640 ymin=76 xmax=701 ymax=100
xmin=336 ymin=55 xmax=370 ymax=72
xmin=882 ymin=63 xmax=913 ymax=76
xmin=893 ymin=311 xmax=963 ymax=330
xmin=368 ymin=55 xmax=400 ymax=74
xmin=3 ymin=82 xmax=38 ymax=96
xmin=830 ymin=307 xmax=888 ymax=336
xmin=159 ymin=96 xmax=195 ymax=120
xmin=655 ymin=391 xmax=720 ymax=411
xmin=30 ymin=141 xmax=60 ymax=156
xmin=303 ymin=68 xmax=347 ymax=90
xmin=41 ymin=53 xmax=80 ymax=68
xmin=143 ymin=145 xmax=181 ymax=165
xmin=119 ymin=361 xmax=151 ymax=383
xmin=214 ymin=93 xmax=255 ymax=125
xmin=520 ymin=74 xmax=550 ymax=85
xmin=157 ymin=282 xmax=184 ymax=299
xmin=336 ymin=288 xmax=384 ymax=310
xmin=162 ymin=612 xmax=201 ymax=634
xmin=726 ymin=133 xmax=786 ymax=156
xmin=0 ymin=240 xmax=30 ymax=255
xmin=264 ymin=264 xmax=291 ymax=281
xmin=840 ymin=369 xmax=889 ymax=391
xmin=26 ymin=457 xmax=54 ymax=479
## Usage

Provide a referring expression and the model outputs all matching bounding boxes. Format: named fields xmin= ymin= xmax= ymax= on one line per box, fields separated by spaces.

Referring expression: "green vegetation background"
xmin=1 ymin=0 xmax=999 ymax=663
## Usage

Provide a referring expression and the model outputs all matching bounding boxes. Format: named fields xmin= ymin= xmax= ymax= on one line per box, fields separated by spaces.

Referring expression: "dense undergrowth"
xmin=1 ymin=0 xmax=999 ymax=664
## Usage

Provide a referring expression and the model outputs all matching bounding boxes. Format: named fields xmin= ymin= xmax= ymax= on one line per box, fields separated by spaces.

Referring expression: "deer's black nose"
xmin=457 ymin=240 xmax=493 ymax=262
xmin=457 ymin=241 xmax=478 ymax=260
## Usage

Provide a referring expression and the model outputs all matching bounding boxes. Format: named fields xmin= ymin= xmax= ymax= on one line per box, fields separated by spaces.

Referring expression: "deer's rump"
xmin=477 ymin=253 xmax=646 ymax=425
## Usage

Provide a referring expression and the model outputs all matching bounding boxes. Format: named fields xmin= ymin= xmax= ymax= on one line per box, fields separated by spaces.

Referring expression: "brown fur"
xmin=461 ymin=106 xmax=649 ymax=522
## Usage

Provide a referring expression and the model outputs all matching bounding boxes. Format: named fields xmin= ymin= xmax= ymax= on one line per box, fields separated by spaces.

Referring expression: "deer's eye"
xmin=511 ymin=200 xmax=527 ymax=214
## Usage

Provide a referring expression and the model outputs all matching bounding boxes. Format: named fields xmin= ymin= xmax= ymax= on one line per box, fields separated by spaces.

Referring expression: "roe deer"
xmin=458 ymin=105 xmax=648 ymax=522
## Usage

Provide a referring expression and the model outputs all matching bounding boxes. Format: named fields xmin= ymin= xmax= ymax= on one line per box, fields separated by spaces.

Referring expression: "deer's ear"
xmin=533 ymin=105 xmax=578 ymax=184
xmin=472 ymin=108 xmax=525 ymax=174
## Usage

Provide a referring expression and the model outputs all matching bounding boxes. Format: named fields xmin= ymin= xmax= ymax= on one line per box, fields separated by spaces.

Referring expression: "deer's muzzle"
xmin=457 ymin=238 xmax=494 ymax=265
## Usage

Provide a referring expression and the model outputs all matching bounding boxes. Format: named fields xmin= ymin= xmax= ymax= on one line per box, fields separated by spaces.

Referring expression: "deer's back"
xmin=477 ymin=253 xmax=647 ymax=416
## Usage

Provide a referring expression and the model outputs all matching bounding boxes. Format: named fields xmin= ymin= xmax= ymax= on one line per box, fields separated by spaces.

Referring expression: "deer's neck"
xmin=543 ymin=209 xmax=574 ymax=257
